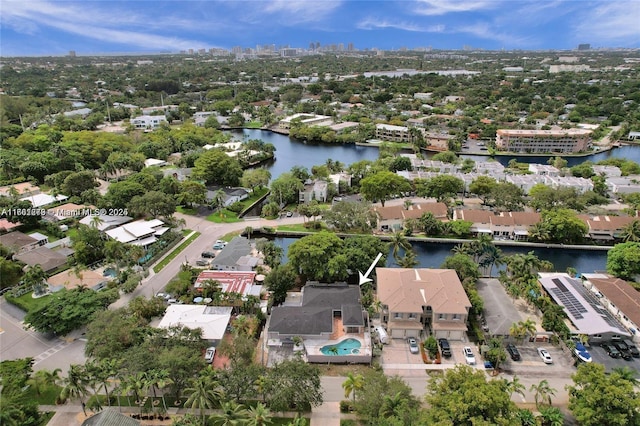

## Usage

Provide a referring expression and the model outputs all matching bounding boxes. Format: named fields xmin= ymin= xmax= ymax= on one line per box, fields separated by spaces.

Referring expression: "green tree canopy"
xmin=359 ymin=171 xmax=411 ymax=207
xmin=192 ymin=149 xmax=243 ymax=186
xmin=288 ymin=232 xmax=347 ymax=282
xmin=606 ymin=242 xmax=640 ymax=280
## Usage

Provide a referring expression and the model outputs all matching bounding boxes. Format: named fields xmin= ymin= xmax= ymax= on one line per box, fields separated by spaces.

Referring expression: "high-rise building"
xmin=347 ymin=43 xmax=354 ymax=51
xmin=578 ymin=43 xmax=591 ymax=50
xmin=68 ymin=50 xmax=76 ymax=57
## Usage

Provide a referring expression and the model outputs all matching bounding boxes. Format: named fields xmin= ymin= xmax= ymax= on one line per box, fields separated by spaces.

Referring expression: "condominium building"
xmin=375 ymin=124 xmax=410 ymax=143
xmin=495 ymin=129 xmax=592 ymax=154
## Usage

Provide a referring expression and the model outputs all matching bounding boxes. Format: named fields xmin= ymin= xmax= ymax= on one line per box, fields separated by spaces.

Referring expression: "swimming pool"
xmin=103 ymin=267 xmax=117 ymax=277
xmin=320 ymin=338 xmax=362 ymax=355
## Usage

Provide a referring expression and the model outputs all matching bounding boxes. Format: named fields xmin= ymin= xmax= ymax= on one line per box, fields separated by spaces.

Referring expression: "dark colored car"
xmin=623 ymin=340 xmax=640 ymax=358
xmin=201 ymin=251 xmax=216 ymax=258
xmin=614 ymin=341 xmax=632 ymax=360
xmin=601 ymin=343 xmax=621 ymax=358
xmin=506 ymin=343 xmax=521 ymax=361
xmin=438 ymin=338 xmax=452 ymax=358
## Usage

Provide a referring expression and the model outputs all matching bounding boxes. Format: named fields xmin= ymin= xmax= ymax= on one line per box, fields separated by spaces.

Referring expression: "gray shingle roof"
xmin=82 ymin=409 xmax=140 ymax=426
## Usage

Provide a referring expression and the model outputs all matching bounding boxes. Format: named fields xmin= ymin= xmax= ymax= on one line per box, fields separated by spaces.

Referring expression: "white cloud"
xmin=413 ymin=0 xmax=497 ymax=16
xmin=256 ymin=0 xmax=343 ymax=24
xmin=453 ymin=22 xmax=535 ymax=47
xmin=573 ymin=1 xmax=640 ymax=45
xmin=357 ymin=17 xmax=444 ymax=33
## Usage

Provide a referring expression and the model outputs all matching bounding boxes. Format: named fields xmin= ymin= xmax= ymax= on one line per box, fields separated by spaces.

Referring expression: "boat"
xmin=574 ymin=342 xmax=593 ymax=363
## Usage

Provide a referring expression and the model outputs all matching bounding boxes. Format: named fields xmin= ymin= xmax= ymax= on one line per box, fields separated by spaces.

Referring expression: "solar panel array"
xmin=550 ymin=287 xmax=587 ymax=319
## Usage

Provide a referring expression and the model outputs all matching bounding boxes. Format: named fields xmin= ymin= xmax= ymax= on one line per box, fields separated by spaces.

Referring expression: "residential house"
xmin=581 ymin=273 xmax=640 ymax=343
xmin=20 ymin=193 xmax=68 ymax=208
xmin=210 ymin=236 xmax=261 ymax=271
xmin=544 ymin=176 xmax=594 ymax=193
xmin=580 ymin=215 xmax=637 ymax=241
xmin=592 ymin=165 xmax=622 ymax=178
xmin=423 ymin=132 xmax=454 ymax=151
xmin=79 ymin=214 xmax=132 ymax=232
xmin=104 ymin=219 xmax=169 ymax=247
xmin=158 ymin=305 xmax=232 ymax=345
xmin=162 ymin=168 xmax=192 ymax=182
xmin=505 ymin=174 xmax=546 ymax=194
xmin=0 ymin=182 xmax=40 ymax=198
xmin=14 ymin=246 xmax=70 ymax=273
xmin=0 ymin=218 xmax=21 ymax=233
xmin=538 ymin=273 xmax=630 ymax=342
xmin=81 ymin=408 xmax=141 ymax=426
xmin=144 ymin=158 xmax=167 ymax=168
xmin=528 ymin=164 xmax=560 ymax=176
xmin=452 ymin=210 xmax=541 ymax=240
xmin=46 ymin=203 xmax=95 ymax=222
xmin=278 ymin=113 xmax=332 ymax=129
xmin=453 ymin=210 xmax=493 ymax=236
xmin=205 ymin=186 xmax=250 ymax=207
xmin=329 ymin=173 xmax=352 ymax=190
xmin=194 ymin=270 xmax=262 ymax=298
xmin=606 ymin=175 xmax=640 ymax=195
xmin=0 ymin=231 xmax=40 ymax=254
xmin=374 ymin=202 xmax=448 ymax=232
xmin=193 ymin=111 xmax=216 ymax=127
xmin=376 ymin=268 xmax=472 ymax=340
xmin=299 ymin=180 xmax=329 ymax=204
xmin=328 ymin=122 xmax=359 ymax=134
xmin=130 ymin=115 xmax=167 ymax=130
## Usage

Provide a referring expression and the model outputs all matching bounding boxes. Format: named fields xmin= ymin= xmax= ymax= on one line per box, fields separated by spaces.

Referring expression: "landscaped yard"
xmin=6 ymin=291 xmax=51 ymax=314
xmin=153 ymin=232 xmax=201 ymax=273
xmin=206 ymin=209 xmax=243 ymax=223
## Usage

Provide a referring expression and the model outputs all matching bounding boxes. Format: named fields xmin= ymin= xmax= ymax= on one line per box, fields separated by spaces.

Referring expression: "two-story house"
xmin=376 ymin=268 xmax=472 ymax=340
xmin=373 ymin=202 xmax=448 ymax=232
xmin=299 ymin=180 xmax=328 ymax=204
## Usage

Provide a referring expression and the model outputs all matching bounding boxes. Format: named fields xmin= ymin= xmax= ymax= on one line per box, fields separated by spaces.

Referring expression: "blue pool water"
xmin=320 ymin=338 xmax=362 ymax=355
xmin=103 ymin=267 xmax=117 ymax=277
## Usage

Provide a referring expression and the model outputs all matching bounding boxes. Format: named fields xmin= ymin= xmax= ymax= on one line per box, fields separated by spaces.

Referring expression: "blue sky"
xmin=1 ymin=0 xmax=639 ymax=56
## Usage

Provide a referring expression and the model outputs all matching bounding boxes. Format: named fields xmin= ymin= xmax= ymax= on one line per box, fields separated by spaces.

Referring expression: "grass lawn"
xmin=206 ymin=210 xmax=243 ymax=223
xmin=245 ymin=121 xmax=263 ymax=129
xmin=66 ymin=227 xmax=79 ymax=240
xmin=176 ymin=206 xmax=197 ymax=215
xmin=6 ymin=291 xmax=51 ymax=314
xmin=153 ymin=232 xmax=201 ymax=273
xmin=27 ymin=384 xmax=62 ymax=405
xmin=181 ymin=228 xmax=192 ymax=236
xmin=28 ymin=230 xmax=59 ymax=242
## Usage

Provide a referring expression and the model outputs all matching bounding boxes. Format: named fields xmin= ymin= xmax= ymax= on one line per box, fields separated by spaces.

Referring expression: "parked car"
xmin=201 ymin=251 xmax=216 ymax=258
xmin=623 ymin=340 xmax=640 ymax=358
xmin=573 ymin=342 xmax=593 ymax=363
xmin=204 ymin=347 xmax=216 ymax=364
xmin=408 ymin=337 xmax=419 ymax=354
xmin=196 ymin=259 xmax=210 ymax=266
xmin=213 ymin=242 xmax=225 ymax=250
xmin=613 ymin=341 xmax=632 ymax=360
xmin=537 ymin=347 xmax=553 ymax=364
xmin=286 ymin=211 xmax=293 ymax=217
xmin=463 ymin=346 xmax=476 ymax=365
xmin=601 ymin=343 xmax=621 ymax=358
xmin=438 ymin=338 xmax=452 ymax=358
xmin=506 ymin=343 xmax=521 ymax=361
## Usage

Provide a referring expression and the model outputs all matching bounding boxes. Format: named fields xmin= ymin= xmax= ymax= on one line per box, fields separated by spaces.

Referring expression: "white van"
xmin=375 ymin=326 xmax=389 ymax=344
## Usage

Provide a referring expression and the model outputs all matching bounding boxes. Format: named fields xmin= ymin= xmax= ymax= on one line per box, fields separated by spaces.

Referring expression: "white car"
xmin=537 ymin=347 xmax=553 ymax=364
xmin=408 ymin=338 xmax=419 ymax=354
xmin=204 ymin=347 xmax=216 ymax=364
xmin=463 ymin=346 xmax=476 ymax=365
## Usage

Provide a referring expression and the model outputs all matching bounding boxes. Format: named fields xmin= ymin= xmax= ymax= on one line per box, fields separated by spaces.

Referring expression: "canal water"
xmin=271 ymin=237 xmax=608 ymax=276
xmin=233 ymin=129 xmax=627 ymax=272
xmin=234 ymin=129 xmax=640 ymax=176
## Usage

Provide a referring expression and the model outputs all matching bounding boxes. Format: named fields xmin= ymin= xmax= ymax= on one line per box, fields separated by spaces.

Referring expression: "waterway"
xmin=271 ymin=237 xmax=608 ymax=276
xmin=233 ymin=129 xmax=640 ymax=175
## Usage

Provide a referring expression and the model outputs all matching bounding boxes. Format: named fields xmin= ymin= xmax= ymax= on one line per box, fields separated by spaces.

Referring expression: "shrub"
xmin=340 ymin=400 xmax=353 ymax=413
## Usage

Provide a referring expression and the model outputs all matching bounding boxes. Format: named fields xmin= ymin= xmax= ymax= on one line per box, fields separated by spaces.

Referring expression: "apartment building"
xmin=375 ymin=123 xmax=410 ymax=143
xmin=496 ymin=128 xmax=592 ymax=153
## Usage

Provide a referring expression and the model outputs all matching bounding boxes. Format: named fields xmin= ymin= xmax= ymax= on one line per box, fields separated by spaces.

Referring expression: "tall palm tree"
xmin=519 ymin=318 xmax=537 ymax=341
xmin=509 ymin=322 xmax=525 ymax=342
xmin=286 ymin=415 xmax=308 ymax=426
xmin=380 ymin=391 xmax=405 ymax=418
xmin=388 ymin=231 xmax=411 ymax=261
xmin=505 ymin=375 xmax=526 ymax=400
xmin=479 ymin=244 xmax=503 ymax=277
xmin=212 ymin=401 xmax=249 ymax=426
xmin=396 ymin=249 xmax=419 ymax=268
xmin=30 ymin=368 xmax=62 ymax=396
xmin=59 ymin=364 xmax=89 ymax=414
xmin=184 ymin=372 xmax=223 ymax=426
xmin=611 ymin=366 xmax=638 ymax=385
xmin=341 ymin=372 xmax=364 ymax=402
xmin=149 ymin=369 xmax=174 ymax=413
xmin=620 ymin=219 xmax=640 ymax=242
xmin=529 ymin=379 xmax=556 ymax=409
xmin=245 ymin=402 xmax=273 ymax=426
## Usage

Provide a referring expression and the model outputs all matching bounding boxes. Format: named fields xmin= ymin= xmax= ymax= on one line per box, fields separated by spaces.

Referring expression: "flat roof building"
xmin=496 ymin=128 xmax=592 ymax=154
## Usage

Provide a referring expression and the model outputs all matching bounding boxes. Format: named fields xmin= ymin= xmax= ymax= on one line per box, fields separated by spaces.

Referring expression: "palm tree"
xmin=505 ymin=375 xmax=526 ymax=400
xmin=149 ymin=369 xmax=174 ymax=413
xmin=620 ymin=219 xmax=640 ymax=242
xmin=611 ymin=366 xmax=638 ymax=385
xmin=184 ymin=372 xmax=223 ymax=426
xmin=538 ymin=406 xmax=564 ymax=426
xmin=403 ymin=199 xmax=413 ymax=210
xmin=519 ymin=318 xmax=537 ymax=341
xmin=30 ymin=368 xmax=62 ymax=396
xmin=396 ymin=249 xmax=419 ymax=268
xmin=286 ymin=415 xmax=308 ymax=426
xmin=380 ymin=391 xmax=405 ymax=418
xmin=479 ymin=244 xmax=503 ymax=277
xmin=245 ymin=402 xmax=273 ymax=426
xmin=509 ymin=322 xmax=525 ymax=342
xmin=341 ymin=372 xmax=364 ymax=402
xmin=529 ymin=379 xmax=556 ymax=409
xmin=59 ymin=364 xmax=89 ymax=414
xmin=212 ymin=401 xmax=249 ymax=426
xmin=388 ymin=231 xmax=411 ymax=261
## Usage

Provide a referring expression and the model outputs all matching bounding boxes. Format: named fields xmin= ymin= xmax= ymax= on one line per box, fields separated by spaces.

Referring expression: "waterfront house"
xmin=374 ymin=202 xmax=448 ymax=232
xmin=376 ymin=268 xmax=472 ymax=340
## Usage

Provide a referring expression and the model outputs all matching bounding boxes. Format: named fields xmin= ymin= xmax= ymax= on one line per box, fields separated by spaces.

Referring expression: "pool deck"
xmin=305 ymin=334 xmax=372 ymax=363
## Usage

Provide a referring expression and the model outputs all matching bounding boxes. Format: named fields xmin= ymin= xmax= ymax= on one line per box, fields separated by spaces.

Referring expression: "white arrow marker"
xmin=358 ymin=252 xmax=383 ymax=286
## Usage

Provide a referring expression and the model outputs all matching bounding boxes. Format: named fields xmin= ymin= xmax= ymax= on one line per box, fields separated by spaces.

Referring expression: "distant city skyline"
xmin=1 ymin=0 xmax=639 ymax=57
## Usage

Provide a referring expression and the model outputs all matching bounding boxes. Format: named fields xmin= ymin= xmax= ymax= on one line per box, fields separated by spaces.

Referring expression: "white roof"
xmin=158 ymin=305 xmax=232 ymax=341
xmin=79 ymin=215 xmax=132 ymax=231
xmin=144 ymin=158 xmax=166 ymax=167
xmin=105 ymin=219 xmax=165 ymax=243
xmin=21 ymin=193 xmax=68 ymax=208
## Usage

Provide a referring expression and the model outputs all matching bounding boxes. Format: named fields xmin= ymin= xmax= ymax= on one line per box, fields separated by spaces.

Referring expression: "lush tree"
xmin=70 ymin=224 xmax=106 ymax=265
xmin=567 ymin=362 xmax=640 ymax=426
xmin=342 ymin=372 xmax=364 ymax=402
xmin=343 ymin=235 xmax=389 ymax=276
xmin=431 ymin=151 xmax=459 ymax=164
xmin=416 ymin=174 xmax=464 ymax=203
xmin=24 ymin=287 xmax=119 ymax=335
xmin=469 ymin=176 xmax=499 ymax=203
xmin=606 ymin=242 xmax=640 ymax=280
xmin=396 ymin=249 xmax=419 ymax=268
xmin=192 ymin=149 xmax=243 ymax=186
xmin=620 ymin=219 xmax=640 ymax=242
xmin=359 ymin=171 xmax=411 ymax=207
xmin=246 ymin=402 xmax=273 ymax=426
xmin=103 ymin=180 xmax=146 ymax=210
xmin=323 ymin=200 xmax=377 ymax=232
xmin=441 ymin=253 xmax=480 ymax=283
xmin=269 ymin=172 xmax=304 ymax=207
xmin=487 ymin=182 xmax=525 ymax=212
xmin=570 ymin=162 xmax=595 ymax=178
xmin=288 ymin=232 xmax=347 ymax=282
xmin=529 ymin=184 xmax=585 ymax=211
xmin=61 ymin=170 xmax=99 ymax=197
xmin=424 ymin=364 xmax=519 ymax=425
xmin=213 ymin=401 xmax=249 ymax=425
xmin=128 ymin=190 xmax=176 ymax=218
xmin=177 ymin=180 xmax=207 ymax=207
xmin=264 ymin=264 xmax=297 ymax=306
xmin=219 ymin=364 xmax=266 ymax=404
xmin=241 ymin=168 xmax=271 ymax=191
xmin=184 ymin=370 xmax=223 ymax=425
xmin=264 ymin=359 xmax=323 ymax=413
xmin=536 ymin=208 xmax=588 ymax=244
xmin=529 ymin=379 xmax=556 ymax=410
xmin=0 ymin=358 xmax=42 ymax=426
xmin=256 ymin=239 xmax=284 ymax=268
xmin=388 ymin=231 xmax=412 ymax=262
xmin=484 ymin=337 xmax=508 ymax=372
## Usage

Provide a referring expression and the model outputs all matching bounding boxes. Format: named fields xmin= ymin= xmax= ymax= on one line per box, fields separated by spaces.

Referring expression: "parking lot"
xmin=500 ymin=341 xmax=577 ymax=378
xmin=589 ymin=343 xmax=640 ymax=373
